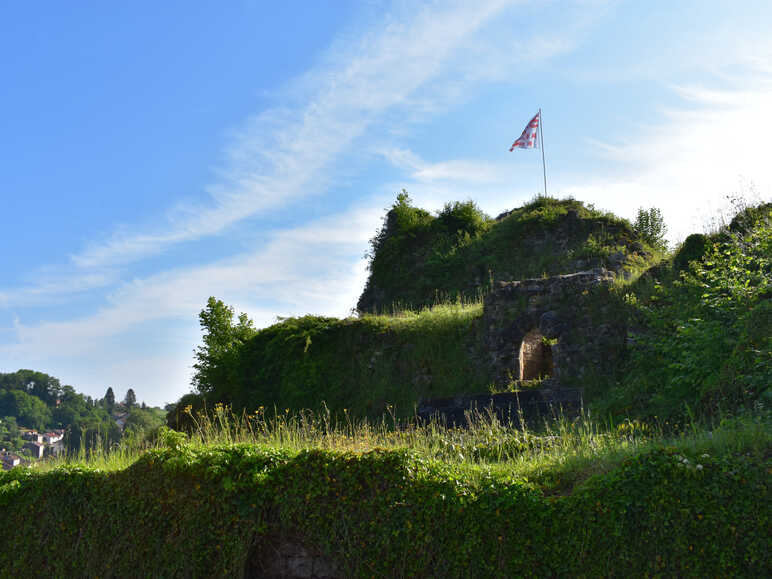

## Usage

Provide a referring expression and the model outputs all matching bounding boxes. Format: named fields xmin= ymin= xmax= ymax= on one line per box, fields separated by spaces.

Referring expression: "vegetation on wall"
xmin=1 ymin=412 xmax=768 ymax=577
xmin=592 ymin=203 xmax=771 ymax=420
xmin=170 ymin=302 xmax=487 ymax=428
xmin=358 ymin=193 xmax=658 ymax=313
xmin=171 ymin=198 xmax=770 ymax=430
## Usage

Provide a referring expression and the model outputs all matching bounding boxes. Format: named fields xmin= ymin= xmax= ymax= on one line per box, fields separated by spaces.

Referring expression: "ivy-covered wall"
xmin=1 ymin=441 xmax=768 ymax=577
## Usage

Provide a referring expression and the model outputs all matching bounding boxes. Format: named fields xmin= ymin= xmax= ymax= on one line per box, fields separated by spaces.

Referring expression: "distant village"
xmin=1 ymin=409 xmax=131 ymax=471
xmin=1 ymin=428 xmax=65 ymax=470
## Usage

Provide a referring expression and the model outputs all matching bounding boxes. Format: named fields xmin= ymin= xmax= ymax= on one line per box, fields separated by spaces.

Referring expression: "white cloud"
xmin=2 ymin=204 xmax=380 ymax=357
xmin=381 ymin=148 xmax=508 ymax=185
xmin=69 ymin=0 xmax=518 ymax=270
xmin=565 ymin=75 xmax=772 ymax=242
xmin=0 ymin=270 xmax=116 ymax=308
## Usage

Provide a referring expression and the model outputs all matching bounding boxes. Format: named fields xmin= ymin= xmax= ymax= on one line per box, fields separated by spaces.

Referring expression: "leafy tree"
xmin=124 ymin=406 xmax=164 ymax=437
xmin=633 ymin=207 xmax=668 ymax=250
xmin=124 ymin=388 xmax=137 ymax=408
xmin=192 ymin=297 xmax=255 ymax=399
xmin=0 ymin=370 xmax=63 ymax=406
xmin=104 ymin=387 xmax=115 ymax=411
xmin=434 ymin=200 xmax=489 ymax=237
xmin=613 ymin=204 xmax=771 ymax=418
xmin=0 ymin=389 xmax=52 ymax=431
xmin=0 ymin=416 xmax=21 ymax=450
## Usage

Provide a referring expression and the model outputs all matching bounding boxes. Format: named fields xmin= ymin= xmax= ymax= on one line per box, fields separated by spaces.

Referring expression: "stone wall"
xmin=481 ymin=268 xmax=624 ymax=387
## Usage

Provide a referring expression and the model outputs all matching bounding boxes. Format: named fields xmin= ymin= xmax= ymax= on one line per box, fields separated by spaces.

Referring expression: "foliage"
xmin=192 ymin=297 xmax=256 ymax=401
xmin=0 ymin=389 xmax=51 ymax=431
xmin=124 ymin=388 xmax=137 ymax=408
xmin=104 ymin=386 xmax=115 ymax=410
xmin=0 ymin=416 xmax=21 ymax=450
xmin=358 ymin=194 xmax=653 ymax=312
xmin=595 ymin=203 xmax=771 ymax=420
xmin=124 ymin=406 xmax=165 ymax=438
xmin=633 ymin=206 xmax=668 ymax=250
xmin=1 ymin=410 xmax=768 ymax=577
xmin=673 ymin=233 xmax=708 ymax=272
xmin=182 ymin=302 xmax=487 ymax=424
xmin=0 ymin=370 xmax=161 ymax=456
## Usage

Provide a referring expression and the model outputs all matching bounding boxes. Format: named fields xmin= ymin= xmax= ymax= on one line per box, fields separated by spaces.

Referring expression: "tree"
xmin=633 ymin=207 xmax=668 ymax=250
xmin=124 ymin=388 xmax=137 ymax=408
xmin=0 ymin=370 xmax=63 ymax=406
xmin=0 ymin=416 xmax=21 ymax=450
xmin=124 ymin=406 xmax=164 ymax=437
xmin=104 ymin=387 xmax=115 ymax=411
xmin=192 ymin=297 xmax=255 ymax=398
xmin=0 ymin=389 xmax=52 ymax=431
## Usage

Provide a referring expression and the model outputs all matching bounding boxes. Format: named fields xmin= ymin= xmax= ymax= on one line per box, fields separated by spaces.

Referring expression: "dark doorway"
xmin=518 ymin=329 xmax=554 ymax=380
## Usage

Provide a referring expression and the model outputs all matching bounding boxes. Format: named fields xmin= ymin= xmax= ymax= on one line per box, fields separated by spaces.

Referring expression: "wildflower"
xmin=701 ymin=453 xmax=709 ymax=459
xmin=696 ymin=464 xmax=703 ymax=470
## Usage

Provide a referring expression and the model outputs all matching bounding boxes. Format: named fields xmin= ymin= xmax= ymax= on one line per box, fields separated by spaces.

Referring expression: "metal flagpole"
xmin=539 ymin=108 xmax=547 ymax=196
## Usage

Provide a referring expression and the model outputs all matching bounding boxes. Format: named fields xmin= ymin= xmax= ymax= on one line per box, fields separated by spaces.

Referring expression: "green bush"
xmin=1 ymin=439 xmax=768 ymax=577
xmin=595 ymin=204 xmax=771 ymax=420
xmin=358 ymin=194 xmax=652 ymax=312
xmin=673 ymin=233 xmax=708 ymax=272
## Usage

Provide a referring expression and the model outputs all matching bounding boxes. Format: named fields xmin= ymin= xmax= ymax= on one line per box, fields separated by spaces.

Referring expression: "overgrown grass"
xmin=9 ymin=405 xmax=768 ymax=576
xmin=34 ymin=403 xmax=771 ymax=496
xmin=185 ymin=300 xmax=490 ymax=423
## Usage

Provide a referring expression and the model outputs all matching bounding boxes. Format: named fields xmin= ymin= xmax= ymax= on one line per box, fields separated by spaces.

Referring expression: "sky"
xmin=2 ymin=0 xmax=771 ymax=407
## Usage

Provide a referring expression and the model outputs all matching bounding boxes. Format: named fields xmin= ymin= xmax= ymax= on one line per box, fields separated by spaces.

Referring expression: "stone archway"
xmin=518 ymin=329 xmax=554 ymax=380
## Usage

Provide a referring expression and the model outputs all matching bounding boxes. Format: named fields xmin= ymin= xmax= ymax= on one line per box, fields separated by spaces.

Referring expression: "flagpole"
xmin=539 ymin=108 xmax=547 ymax=197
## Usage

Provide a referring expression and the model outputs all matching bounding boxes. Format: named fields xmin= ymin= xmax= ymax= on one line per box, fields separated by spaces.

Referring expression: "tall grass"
xmin=32 ymin=403 xmax=771 ymax=495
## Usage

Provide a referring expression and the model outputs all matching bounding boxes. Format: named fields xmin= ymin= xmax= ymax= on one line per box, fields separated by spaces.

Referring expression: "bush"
xmin=1 ymin=441 xmax=768 ymax=576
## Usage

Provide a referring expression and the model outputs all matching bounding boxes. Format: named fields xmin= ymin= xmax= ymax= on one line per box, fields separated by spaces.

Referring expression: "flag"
xmin=509 ymin=111 xmax=540 ymax=151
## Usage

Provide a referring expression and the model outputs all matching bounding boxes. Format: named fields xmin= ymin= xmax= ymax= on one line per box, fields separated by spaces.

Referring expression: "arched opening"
xmin=518 ymin=329 xmax=554 ymax=381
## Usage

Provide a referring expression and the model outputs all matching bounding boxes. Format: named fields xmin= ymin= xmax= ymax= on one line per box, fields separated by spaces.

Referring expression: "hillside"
xmin=0 ymin=370 xmax=164 ymax=466
xmin=168 ymin=196 xmax=772 ymax=426
xmin=358 ymin=194 xmax=657 ymax=312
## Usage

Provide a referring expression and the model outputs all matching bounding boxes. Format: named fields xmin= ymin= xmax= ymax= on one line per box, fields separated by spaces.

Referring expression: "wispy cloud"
xmin=0 ymin=270 xmax=116 ymax=308
xmin=3 ymin=204 xmax=380 ymax=359
xmin=381 ymin=148 xmax=509 ymax=185
xmin=69 ymin=0 xmax=518 ymax=270
xmin=568 ymin=73 xmax=772 ymax=242
xmin=2 ymin=0 xmax=607 ymax=405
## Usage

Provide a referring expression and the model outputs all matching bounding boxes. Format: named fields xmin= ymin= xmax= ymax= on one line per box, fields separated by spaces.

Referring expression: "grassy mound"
xmin=175 ymin=201 xmax=770 ymax=429
xmin=358 ymin=194 xmax=657 ymax=313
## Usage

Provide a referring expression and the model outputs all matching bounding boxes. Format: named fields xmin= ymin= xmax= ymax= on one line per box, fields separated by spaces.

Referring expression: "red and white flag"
xmin=509 ymin=111 xmax=540 ymax=151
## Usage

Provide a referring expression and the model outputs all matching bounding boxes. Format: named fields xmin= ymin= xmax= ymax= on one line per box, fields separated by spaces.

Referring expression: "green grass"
xmin=33 ymin=403 xmax=771 ymax=497
xmin=7 ymin=403 xmax=769 ymax=577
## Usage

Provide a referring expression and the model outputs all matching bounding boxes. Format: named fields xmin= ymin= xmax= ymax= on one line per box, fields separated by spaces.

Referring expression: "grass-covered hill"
xmin=358 ymin=193 xmax=658 ymax=313
xmin=2 ymin=196 xmax=769 ymax=577
xmin=170 ymin=197 xmax=769 ymax=428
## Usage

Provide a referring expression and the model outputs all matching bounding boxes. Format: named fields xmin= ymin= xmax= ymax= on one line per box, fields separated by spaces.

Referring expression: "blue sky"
xmin=2 ymin=0 xmax=771 ymax=407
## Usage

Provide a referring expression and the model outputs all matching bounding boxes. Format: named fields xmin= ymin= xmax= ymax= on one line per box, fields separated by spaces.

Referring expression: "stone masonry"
xmin=482 ymin=268 xmax=622 ymax=387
